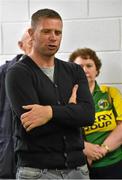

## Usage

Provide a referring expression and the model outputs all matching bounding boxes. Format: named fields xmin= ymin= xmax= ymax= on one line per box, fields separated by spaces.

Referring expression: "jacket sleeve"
xmin=0 ymin=64 xmax=7 ymax=110
xmin=52 ymin=65 xmax=95 ymax=128
xmin=5 ymin=65 xmax=40 ymax=118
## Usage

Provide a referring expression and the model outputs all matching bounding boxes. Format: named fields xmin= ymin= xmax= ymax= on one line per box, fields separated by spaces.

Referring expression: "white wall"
xmin=0 ymin=0 xmax=122 ymax=92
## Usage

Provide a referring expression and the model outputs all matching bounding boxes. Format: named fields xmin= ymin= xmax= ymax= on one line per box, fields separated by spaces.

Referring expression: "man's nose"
xmin=49 ymin=31 xmax=56 ymax=40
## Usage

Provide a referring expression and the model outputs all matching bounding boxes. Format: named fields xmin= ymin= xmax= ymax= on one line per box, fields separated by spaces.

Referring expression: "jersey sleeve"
xmin=109 ymin=87 xmax=122 ymax=121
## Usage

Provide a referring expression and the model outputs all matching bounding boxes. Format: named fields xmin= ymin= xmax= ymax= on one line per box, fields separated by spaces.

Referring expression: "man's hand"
xmin=69 ymin=84 xmax=78 ymax=104
xmin=21 ymin=104 xmax=52 ymax=132
xmin=21 ymin=84 xmax=78 ymax=132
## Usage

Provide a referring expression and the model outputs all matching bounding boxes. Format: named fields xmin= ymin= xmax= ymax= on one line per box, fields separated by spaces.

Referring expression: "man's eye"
xmin=43 ymin=30 xmax=50 ymax=34
xmin=55 ymin=31 xmax=62 ymax=36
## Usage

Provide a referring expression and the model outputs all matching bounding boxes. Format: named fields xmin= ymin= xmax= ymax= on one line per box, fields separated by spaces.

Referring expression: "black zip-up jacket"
xmin=5 ymin=55 xmax=95 ymax=169
xmin=0 ymin=54 xmax=22 ymax=178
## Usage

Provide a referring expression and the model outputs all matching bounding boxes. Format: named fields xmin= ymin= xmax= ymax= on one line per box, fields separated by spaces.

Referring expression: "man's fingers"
xmin=69 ymin=84 xmax=78 ymax=103
xmin=26 ymin=124 xmax=36 ymax=132
xmin=72 ymin=84 xmax=78 ymax=96
xmin=22 ymin=120 xmax=32 ymax=129
xmin=21 ymin=111 xmax=30 ymax=119
xmin=22 ymin=104 xmax=35 ymax=110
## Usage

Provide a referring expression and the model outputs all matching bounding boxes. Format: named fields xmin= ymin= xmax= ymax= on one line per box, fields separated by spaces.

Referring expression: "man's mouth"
xmin=48 ymin=45 xmax=57 ymax=50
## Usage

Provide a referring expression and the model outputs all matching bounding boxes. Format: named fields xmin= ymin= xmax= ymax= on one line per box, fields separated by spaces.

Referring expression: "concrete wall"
xmin=0 ymin=0 xmax=122 ymax=91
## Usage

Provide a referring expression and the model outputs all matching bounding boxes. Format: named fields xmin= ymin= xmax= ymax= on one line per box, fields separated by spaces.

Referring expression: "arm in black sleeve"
xmin=52 ymin=64 xmax=95 ymax=127
xmin=5 ymin=65 xmax=40 ymax=118
xmin=5 ymin=62 xmax=95 ymax=131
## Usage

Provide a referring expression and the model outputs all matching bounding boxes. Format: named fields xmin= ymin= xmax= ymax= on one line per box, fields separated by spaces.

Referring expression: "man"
xmin=5 ymin=9 xmax=95 ymax=179
xmin=0 ymin=29 xmax=31 ymax=178
xmin=18 ymin=29 xmax=32 ymax=55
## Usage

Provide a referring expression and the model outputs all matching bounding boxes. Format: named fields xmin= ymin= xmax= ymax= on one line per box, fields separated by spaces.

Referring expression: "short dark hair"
xmin=69 ymin=48 xmax=102 ymax=76
xmin=31 ymin=8 xmax=62 ymax=28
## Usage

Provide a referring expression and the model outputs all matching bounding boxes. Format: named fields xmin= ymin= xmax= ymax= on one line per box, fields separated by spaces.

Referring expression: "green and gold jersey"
xmin=84 ymin=82 xmax=122 ymax=167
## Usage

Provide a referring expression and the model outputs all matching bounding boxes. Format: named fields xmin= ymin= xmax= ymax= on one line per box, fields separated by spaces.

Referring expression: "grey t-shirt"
xmin=40 ymin=66 xmax=54 ymax=82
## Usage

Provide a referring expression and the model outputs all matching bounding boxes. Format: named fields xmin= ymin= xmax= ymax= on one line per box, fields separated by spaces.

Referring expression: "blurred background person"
xmin=69 ymin=47 xmax=122 ymax=179
xmin=0 ymin=29 xmax=32 ymax=178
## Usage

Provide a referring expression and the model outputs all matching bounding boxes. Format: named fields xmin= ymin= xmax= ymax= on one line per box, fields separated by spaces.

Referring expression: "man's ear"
xmin=28 ymin=28 xmax=34 ymax=40
xmin=18 ymin=41 xmax=23 ymax=50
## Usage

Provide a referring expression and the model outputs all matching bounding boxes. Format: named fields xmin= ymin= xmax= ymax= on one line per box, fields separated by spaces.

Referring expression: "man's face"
xmin=31 ymin=18 xmax=63 ymax=57
xmin=18 ymin=31 xmax=32 ymax=55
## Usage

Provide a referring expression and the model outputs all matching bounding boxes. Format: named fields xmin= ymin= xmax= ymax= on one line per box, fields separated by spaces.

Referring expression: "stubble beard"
xmin=43 ymin=47 xmax=59 ymax=57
